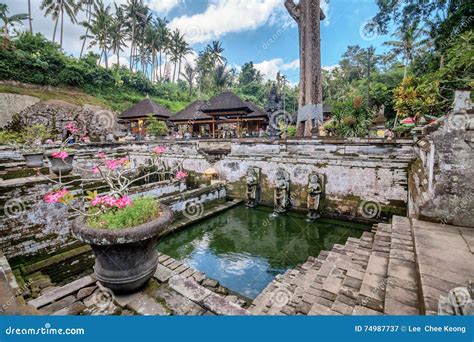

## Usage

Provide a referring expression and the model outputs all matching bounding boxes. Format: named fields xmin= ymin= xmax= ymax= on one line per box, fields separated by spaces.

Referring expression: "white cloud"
xmin=254 ymin=58 xmax=299 ymax=81
xmin=321 ymin=1 xmax=330 ymax=26
xmin=100 ymin=55 xmax=129 ymax=68
xmin=322 ymin=64 xmax=338 ymax=72
xmin=169 ymin=0 xmax=284 ymax=44
xmin=146 ymin=0 xmax=181 ymax=14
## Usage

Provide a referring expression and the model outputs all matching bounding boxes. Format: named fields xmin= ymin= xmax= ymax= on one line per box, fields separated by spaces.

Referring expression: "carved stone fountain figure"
xmin=307 ymin=172 xmax=323 ymax=219
xmin=245 ymin=166 xmax=261 ymax=207
xmin=274 ymin=168 xmax=290 ymax=214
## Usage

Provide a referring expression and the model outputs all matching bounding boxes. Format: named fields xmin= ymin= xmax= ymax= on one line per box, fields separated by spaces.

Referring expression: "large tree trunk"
xmin=285 ymin=0 xmax=324 ymax=137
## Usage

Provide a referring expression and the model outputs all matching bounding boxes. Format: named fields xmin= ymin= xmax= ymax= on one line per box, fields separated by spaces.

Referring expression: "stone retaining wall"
xmin=408 ymin=103 xmax=474 ymax=228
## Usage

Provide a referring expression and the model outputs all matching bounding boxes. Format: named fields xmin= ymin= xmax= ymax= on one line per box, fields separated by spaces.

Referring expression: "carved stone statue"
xmin=274 ymin=168 xmax=290 ymax=214
xmin=245 ymin=166 xmax=261 ymax=207
xmin=307 ymin=172 xmax=323 ymax=219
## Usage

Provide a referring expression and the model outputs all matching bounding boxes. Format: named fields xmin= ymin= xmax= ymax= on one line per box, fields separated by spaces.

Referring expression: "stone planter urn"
xmin=72 ymin=204 xmax=173 ymax=293
xmin=48 ymin=153 xmax=74 ymax=176
xmin=23 ymin=152 xmax=44 ymax=168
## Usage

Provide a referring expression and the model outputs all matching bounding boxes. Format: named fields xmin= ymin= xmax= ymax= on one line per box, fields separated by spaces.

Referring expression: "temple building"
xmin=170 ymin=91 xmax=268 ymax=138
xmin=118 ymin=97 xmax=172 ymax=136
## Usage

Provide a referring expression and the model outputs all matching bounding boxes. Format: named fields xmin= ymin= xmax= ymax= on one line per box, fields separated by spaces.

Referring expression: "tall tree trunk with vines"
xmin=285 ymin=0 xmax=325 ymax=136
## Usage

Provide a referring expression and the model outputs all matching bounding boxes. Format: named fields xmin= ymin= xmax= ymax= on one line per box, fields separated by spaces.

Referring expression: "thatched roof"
xmin=118 ymin=98 xmax=172 ymax=120
xmin=201 ymin=91 xmax=253 ymax=114
xmin=170 ymin=100 xmax=211 ymax=122
xmin=245 ymin=101 xmax=268 ymax=118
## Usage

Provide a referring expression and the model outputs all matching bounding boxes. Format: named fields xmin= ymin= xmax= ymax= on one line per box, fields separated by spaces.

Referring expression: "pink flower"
xmin=95 ymin=152 xmax=106 ymax=159
xmin=105 ymin=159 xmax=120 ymax=170
xmin=153 ymin=146 xmax=166 ymax=154
xmin=90 ymin=195 xmax=116 ymax=207
xmin=91 ymin=166 xmax=100 ymax=174
xmin=43 ymin=189 xmax=69 ymax=203
xmin=114 ymin=196 xmax=132 ymax=209
xmin=90 ymin=195 xmax=132 ymax=209
xmin=51 ymin=151 xmax=69 ymax=160
xmin=117 ymin=157 xmax=129 ymax=165
xmin=64 ymin=122 xmax=79 ymax=134
xmin=175 ymin=171 xmax=188 ymax=180
xmin=46 ymin=139 xmax=54 ymax=144
xmin=104 ymin=157 xmax=129 ymax=170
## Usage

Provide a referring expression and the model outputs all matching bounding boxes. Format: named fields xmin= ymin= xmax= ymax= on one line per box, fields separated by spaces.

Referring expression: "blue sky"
xmin=6 ymin=0 xmax=395 ymax=85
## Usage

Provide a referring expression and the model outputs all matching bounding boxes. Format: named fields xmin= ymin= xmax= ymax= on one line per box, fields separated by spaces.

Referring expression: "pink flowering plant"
xmin=42 ymin=146 xmax=185 ymax=229
xmin=48 ymin=121 xmax=82 ymax=160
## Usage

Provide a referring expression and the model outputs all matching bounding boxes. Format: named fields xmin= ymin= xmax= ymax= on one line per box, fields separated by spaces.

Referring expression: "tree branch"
xmin=284 ymin=0 xmax=300 ymax=22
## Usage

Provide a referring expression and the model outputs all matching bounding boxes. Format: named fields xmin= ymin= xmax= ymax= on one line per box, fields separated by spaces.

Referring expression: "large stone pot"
xmin=48 ymin=153 xmax=74 ymax=175
xmin=23 ymin=152 xmax=44 ymax=168
xmin=72 ymin=204 xmax=173 ymax=293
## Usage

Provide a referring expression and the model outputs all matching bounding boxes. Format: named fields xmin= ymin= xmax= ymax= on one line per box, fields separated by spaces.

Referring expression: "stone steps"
xmin=251 ymin=215 xmax=424 ymax=316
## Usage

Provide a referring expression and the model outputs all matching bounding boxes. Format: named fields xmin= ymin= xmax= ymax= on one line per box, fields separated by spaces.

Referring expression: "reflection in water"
xmin=156 ymin=205 xmax=367 ymax=299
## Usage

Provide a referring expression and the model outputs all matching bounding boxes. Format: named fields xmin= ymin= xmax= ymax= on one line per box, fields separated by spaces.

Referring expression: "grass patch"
xmin=87 ymin=196 xmax=160 ymax=230
xmin=0 ymin=84 xmax=108 ymax=107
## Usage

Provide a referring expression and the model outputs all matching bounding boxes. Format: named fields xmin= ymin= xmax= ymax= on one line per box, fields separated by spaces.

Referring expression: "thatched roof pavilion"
xmin=170 ymin=92 xmax=268 ymax=138
xmin=118 ymin=98 xmax=172 ymax=122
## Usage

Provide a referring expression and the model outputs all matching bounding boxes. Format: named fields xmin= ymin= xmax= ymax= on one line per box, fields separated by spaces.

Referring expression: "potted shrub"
xmin=47 ymin=122 xmax=79 ymax=176
xmin=43 ymin=148 xmax=185 ymax=293
xmin=21 ymin=124 xmax=51 ymax=168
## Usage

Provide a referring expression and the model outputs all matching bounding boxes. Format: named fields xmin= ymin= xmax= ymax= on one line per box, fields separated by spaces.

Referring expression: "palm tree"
xmin=40 ymin=0 xmax=59 ymax=43
xmin=181 ymin=63 xmax=196 ymax=97
xmin=109 ymin=4 xmax=127 ymax=67
xmin=123 ymin=0 xmax=146 ymax=71
xmin=213 ymin=64 xmax=232 ymax=91
xmin=176 ymin=33 xmax=192 ymax=82
xmin=205 ymin=40 xmax=226 ymax=66
xmin=81 ymin=0 xmax=112 ymax=68
xmin=155 ymin=17 xmax=169 ymax=81
xmin=78 ymin=0 xmax=95 ymax=58
xmin=41 ymin=0 xmax=80 ymax=49
xmin=0 ymin=4 xmax=28 ymax=40
xmin=384 ymin=23 xmax=429 ymax=78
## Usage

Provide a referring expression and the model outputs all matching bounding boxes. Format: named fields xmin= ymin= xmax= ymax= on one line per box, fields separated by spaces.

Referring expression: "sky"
xmin=4 ymin=0 xmax=395 ymax=85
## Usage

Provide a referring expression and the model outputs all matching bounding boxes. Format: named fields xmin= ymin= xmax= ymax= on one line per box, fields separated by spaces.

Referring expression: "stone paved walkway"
xmin=22 ymin=252 xmax=250 ymax=316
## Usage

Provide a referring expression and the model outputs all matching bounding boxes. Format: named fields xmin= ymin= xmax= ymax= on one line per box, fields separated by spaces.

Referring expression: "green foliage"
xmin=87 ymin=196 xmax=160 ymax=230
xmin=393 ymin=77 xmax=439 ymax=120
xmin=146 ymin=115 xmax=168 ymax=137
xmin=286 ymin=125 xmax=297 ymax=137
xmin=330 ymin=96 xmax=372 ymax=138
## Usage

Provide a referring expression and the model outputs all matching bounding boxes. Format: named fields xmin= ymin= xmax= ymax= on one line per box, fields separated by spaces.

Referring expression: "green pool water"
xmin=156 ymin=204 xmax=368 ymax=299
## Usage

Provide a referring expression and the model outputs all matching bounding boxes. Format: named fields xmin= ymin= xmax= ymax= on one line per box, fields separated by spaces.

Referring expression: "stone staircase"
xmin=250 ymin=215 xmax=421 ymax=315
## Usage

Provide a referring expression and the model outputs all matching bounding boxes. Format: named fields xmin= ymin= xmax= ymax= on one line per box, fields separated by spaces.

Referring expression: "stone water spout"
xmin=245 ymin=166 xmax=261 ymax=208
xmin=273 ymin=168 xmax=290 ymax=215
xmin=306 ymin=172 xmax=323 ymax=220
